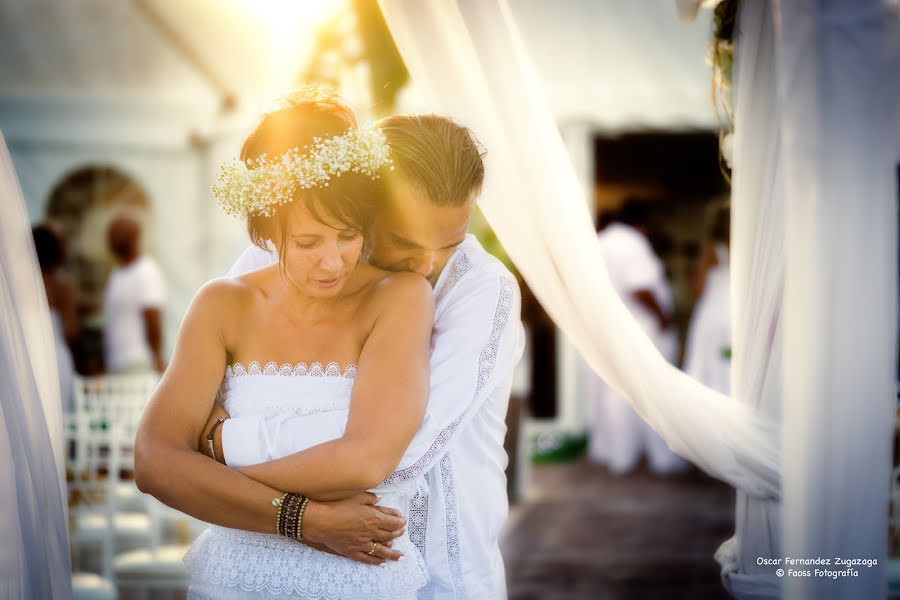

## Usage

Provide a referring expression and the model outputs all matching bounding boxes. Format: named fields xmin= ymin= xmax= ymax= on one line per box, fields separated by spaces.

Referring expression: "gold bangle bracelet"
xmin=272 ymin=492 xmax=288 ymax=535
xmin=205 ymin=416 xmax=227 ymax=462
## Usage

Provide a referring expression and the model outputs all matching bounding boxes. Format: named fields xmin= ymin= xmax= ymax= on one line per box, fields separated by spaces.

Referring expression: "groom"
xmin=207 ymin=114 xmax=523 ymax=599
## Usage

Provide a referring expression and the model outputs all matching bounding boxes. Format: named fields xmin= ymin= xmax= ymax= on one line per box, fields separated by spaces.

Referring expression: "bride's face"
xmin=275 ymin=203 xmax=364 ymax=298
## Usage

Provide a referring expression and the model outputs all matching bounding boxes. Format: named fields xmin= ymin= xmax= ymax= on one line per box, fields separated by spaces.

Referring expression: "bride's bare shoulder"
xmin=354 ymin=265 xmax=433 ymax=314
xmin=189 ymin=270 xmax=272 ymax=319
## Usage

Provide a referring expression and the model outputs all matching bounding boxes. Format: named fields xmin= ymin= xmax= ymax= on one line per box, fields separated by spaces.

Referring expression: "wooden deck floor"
xmin=501 ymin=460 xmax=735 ymax=600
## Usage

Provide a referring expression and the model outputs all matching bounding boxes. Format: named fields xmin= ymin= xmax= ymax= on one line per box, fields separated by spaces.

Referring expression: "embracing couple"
xmin=134 ymin=87 xmax=523 ymax=600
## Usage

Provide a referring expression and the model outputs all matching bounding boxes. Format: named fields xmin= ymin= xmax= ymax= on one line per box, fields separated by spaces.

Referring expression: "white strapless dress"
xmin=184 ymin=361 xmax=428 ymax=599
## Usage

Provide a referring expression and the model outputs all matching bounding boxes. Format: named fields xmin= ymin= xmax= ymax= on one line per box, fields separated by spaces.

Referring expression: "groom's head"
xmin=370 ymin=114 xmax=485 ymax=285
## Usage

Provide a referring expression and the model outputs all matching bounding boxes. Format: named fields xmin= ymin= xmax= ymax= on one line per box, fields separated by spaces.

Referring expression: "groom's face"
xmin=367 ymin=176 xmax=473 ymax=286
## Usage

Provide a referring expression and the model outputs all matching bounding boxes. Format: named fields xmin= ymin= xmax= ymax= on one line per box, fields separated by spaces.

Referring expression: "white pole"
xmin=776 ymin=1 xmax=899 ymax=597
xmin=556 ymin=120 xmax=596 ymax=433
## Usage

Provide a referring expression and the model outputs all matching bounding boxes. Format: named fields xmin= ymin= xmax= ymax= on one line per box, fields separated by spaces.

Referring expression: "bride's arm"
xmin=235 ymin=272 xmax=434 ymax=497
xmin=134 ymin=280 xmax=284 ymax=533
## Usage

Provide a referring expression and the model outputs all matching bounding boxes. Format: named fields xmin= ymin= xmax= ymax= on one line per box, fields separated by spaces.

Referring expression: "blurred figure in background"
xmin=588 ymin=199 xmax=687 ymax=475
xmin=103 ymin=214 xmax=166 ymax=373
xmin=32 ymin=223 xmax=78 ymax=412
xmin=684 ymin=203 xmax=731 ymax=394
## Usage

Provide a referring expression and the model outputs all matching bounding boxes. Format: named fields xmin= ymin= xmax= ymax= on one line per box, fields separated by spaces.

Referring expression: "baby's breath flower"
xmin=212 ymin=128 xmax=393 ymax=218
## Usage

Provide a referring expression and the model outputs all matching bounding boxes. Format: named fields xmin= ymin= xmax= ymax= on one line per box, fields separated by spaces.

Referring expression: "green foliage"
xmin=352 ymin=0 xmax=409 ymax=115
xmin=712 ymin=0 xmax=737 ymax=89
xmin=468 ymin=207 xmax=518 ymax=276
xmin=531 ymin=431 xmax=589 ymax=464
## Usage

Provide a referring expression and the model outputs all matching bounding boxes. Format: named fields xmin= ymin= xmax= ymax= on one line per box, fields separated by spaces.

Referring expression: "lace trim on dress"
xmin=226 ymin=361 xmax=358 ymax=380
xmin=184 ymin=526 xmax=427 ymax=600
xmin=383 ymin=272 xmax=515 ymax=486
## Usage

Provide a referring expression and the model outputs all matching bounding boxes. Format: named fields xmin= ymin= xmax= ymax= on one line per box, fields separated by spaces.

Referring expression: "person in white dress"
xmin=206 ymin=113 xmax=524 ymax=599
xmin=588 ymin=200 xmax=687 ymax=475
xmin=684 ymin=204 xmax=731 ymax=395
xmin=134 ymin=89 xmax=436 ymax=599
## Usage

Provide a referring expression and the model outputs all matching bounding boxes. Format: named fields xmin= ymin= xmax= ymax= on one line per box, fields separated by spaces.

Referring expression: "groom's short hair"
xmin=377 ymin=114 xmax=485 ymax=207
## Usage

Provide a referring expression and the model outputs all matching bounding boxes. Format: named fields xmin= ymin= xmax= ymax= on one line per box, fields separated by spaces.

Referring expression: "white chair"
xmin=73 ymin=374 xmax=158 ymax=511
xmin=72 ymin=572 xmax=116 ymax=600
xmin=114 ymin=497 xmax=202 ymax=599
xmin=68 ymin=421 xmax=152 ymax=580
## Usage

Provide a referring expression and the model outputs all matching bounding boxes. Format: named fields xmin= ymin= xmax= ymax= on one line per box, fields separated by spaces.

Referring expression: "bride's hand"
xmin=301 ymin=492 xmax=407 ymax=565
xmin=198 ymin=402 xmax=230 ymax=462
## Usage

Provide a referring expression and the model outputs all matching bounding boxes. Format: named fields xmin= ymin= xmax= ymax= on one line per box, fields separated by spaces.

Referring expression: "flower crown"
xmin=212 ymin=128 xmax=393 ymax=218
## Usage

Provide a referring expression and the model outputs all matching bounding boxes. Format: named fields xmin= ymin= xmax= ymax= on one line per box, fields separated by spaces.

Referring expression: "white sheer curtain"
xmin=714 ymin=2 xmax=785 ymax=597
xmin=0 ymin=131 xmax=73 ymax=599
xmin=378 ymin=0 xmax=780 ymax=499
xmin=380 ymin=2 xmax=899 ymax=597
xmin=775 ymin=1 xmax=899 ymax=598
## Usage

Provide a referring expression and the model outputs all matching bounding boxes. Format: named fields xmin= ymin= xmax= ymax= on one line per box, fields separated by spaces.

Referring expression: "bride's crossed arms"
xmin=134 ymin=244 xmax=433 ymax=559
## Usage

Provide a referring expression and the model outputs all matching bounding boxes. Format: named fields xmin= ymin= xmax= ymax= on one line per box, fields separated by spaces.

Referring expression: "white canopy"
xmin=0 ymin=0 xmax=716 ymax=131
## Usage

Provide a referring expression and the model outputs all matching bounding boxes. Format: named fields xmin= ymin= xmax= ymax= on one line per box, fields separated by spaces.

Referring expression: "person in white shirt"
xmin=202 ymin=114 xmax=524 ymax=599
xmin=103 ymin=215 xmax=166 ymax=373
xmin=588 ymin=200 xmax=687 ymax=475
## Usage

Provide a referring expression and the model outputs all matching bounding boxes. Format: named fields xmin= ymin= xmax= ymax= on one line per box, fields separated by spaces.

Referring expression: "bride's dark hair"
xmin=240 ymin=86 xmax=382 ymax=258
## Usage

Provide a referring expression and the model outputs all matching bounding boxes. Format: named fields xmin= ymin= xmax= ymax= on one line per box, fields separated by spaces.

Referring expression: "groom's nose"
xmin=408 ymin=253 xmax=435 ymax=279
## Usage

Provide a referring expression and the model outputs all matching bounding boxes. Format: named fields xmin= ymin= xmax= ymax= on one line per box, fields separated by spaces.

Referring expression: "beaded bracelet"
xmin=274 ymin=492 xmax=308 ymax=539
xmin=296 ymin=495 xmax=311 ymax=540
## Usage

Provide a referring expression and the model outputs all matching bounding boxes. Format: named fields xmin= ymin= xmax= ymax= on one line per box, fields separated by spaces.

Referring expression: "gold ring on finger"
xmin=368 ymin=542 xmax=377 ymax=556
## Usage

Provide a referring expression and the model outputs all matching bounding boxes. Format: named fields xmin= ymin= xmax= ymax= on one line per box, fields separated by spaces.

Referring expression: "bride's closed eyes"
xmin=293 ymin=229 xmax=361 ymax=250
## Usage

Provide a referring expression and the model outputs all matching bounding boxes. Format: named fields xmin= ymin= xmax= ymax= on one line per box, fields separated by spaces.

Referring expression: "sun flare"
xmin=231 ymin=0 xmax=346 ymax=90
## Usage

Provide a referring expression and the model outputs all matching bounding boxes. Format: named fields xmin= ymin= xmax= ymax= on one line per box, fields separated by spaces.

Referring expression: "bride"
xmin=134 ymin=89 xmax=434 ymax=599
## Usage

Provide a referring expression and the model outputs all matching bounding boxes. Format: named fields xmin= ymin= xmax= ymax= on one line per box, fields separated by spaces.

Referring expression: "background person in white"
xmin=684 ymin=203 xmax=732 ymax=395
xmin=103 ymin=214 xmax=166 ymax=373
xmin=204 ymin=114 xmax=524 ymax=599
xmin=588 ymin=200 xmax=687 ymax=475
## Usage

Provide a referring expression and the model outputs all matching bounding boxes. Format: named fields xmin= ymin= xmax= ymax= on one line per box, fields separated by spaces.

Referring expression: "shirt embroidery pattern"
xmin=382 ymin=269 xmax=514 ymax=486
xmin=410 ymin=488 xmax=433 ymax=600
xmin=440 ymin=454 xmax=466 ymax=598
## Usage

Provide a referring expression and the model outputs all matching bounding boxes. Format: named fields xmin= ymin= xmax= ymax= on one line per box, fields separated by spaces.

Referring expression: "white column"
xmin=554 ymin=120 xmax=595 ymax=433
xmin=775 ymin=1 xmax=899 ymax=598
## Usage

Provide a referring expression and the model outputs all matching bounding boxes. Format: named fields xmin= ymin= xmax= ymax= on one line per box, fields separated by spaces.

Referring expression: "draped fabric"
xmin=774 ymin=1 xmax=899 ymax=598
xmin=0 ymin=131 xmax=73 ymax=598
xmin=714 ymin=2 xmax=785 ymax=596
xmin=378 ymin=0 xmax=780 ymax=499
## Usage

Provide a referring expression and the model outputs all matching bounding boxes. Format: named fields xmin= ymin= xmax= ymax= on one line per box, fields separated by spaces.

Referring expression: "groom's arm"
xmin=216 ymin=264 xmax=523 ymax=476
xmin=385 ymin=265 xmax=523 ymax=481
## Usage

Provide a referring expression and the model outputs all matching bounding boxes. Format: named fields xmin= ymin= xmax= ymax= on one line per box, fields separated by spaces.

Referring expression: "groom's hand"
xmin=301 ymin=492 xmax=407 ymax=565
